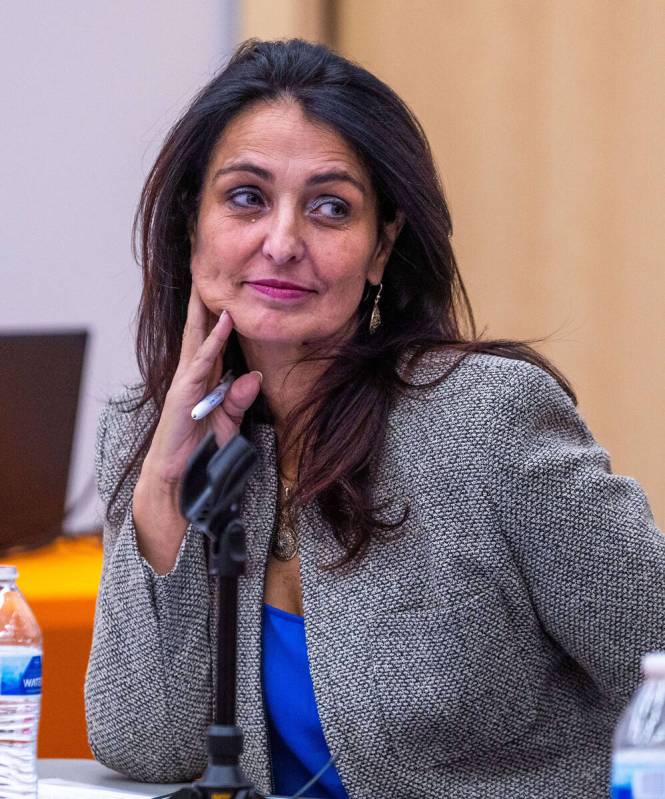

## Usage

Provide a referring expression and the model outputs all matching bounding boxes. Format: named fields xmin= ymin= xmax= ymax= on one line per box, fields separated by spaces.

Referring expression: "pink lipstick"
xmin=246 ymin=279 xmax=315 ymax=301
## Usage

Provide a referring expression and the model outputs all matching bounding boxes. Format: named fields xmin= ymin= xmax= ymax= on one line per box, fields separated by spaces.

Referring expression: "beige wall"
xmin=240 ymin=1 xmax=665 ymax=528
xmin=240 ymin=0 xmax=334 ymax=42
xmin=1 ymin=1 xmax=235 ymax=531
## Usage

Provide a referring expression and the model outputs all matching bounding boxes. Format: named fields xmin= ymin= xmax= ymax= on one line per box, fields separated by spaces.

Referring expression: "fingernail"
xmin=220 ymin=309 xmax=228 ymax=321
xmin=252 ymin=370 xmax=263 ymax=384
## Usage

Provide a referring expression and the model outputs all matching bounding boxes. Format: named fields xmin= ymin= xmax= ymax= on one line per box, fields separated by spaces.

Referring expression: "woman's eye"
xmin=311 ymin=197 xmax=349 ymax=219
xmin=228 ymin=189 xmax=263 ymax=209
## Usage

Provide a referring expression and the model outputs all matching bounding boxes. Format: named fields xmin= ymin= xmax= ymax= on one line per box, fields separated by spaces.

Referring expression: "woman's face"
xmin=190 ymin=99 xmax=401 ymax=348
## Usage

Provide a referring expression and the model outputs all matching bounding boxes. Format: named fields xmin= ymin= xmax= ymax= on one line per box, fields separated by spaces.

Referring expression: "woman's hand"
xmin=133 ymin=284 xmax=262 ymax=574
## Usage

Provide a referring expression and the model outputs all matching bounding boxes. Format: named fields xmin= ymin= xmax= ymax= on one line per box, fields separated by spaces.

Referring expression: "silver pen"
xmin=191 ymin=370 xmax=235 ymax=420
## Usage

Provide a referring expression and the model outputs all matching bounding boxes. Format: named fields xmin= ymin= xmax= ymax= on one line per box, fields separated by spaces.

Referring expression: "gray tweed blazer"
xmin=85 ymin=351 xmax=665 ymax=798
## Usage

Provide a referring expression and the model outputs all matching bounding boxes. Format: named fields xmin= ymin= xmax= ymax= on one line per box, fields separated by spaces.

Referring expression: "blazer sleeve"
xmin=84 ymin=398 xmax=212 ymax=783
xmin=488 ymin=362 xmax=665 ymax=703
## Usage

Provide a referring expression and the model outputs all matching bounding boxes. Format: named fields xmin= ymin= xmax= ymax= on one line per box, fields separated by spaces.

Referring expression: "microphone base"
xmin=169 ymin=771 xmax=262 ymax=798
xmin=169 ymin=788 xmax=260 ymax=799
xmin=168 ymin=723 xmax=263 ymax=799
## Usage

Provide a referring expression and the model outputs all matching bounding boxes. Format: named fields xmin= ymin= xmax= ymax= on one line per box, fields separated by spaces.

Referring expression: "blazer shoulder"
xmin=392 ymin=349 xmax=579 ymax=461
xmin=404 ymin=348 xmax=571 ymax=409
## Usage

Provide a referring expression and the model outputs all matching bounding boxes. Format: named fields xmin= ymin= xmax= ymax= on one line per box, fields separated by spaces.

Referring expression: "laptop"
xmin=0 ymin=330 xmax=88 ymax=554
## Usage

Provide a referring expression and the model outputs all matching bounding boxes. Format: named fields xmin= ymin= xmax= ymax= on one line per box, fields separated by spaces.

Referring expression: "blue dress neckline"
xmin=261 ymin=602 xmax=348 ymax=798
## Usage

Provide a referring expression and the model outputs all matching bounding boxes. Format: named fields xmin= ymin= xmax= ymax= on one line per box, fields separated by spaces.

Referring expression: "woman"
xmin=85 ymin=38 xmax=665 ymax=798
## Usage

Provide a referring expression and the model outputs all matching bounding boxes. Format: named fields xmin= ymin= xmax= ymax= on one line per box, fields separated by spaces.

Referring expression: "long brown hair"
xmin=113 ymin=38 xmax=574 ymax=566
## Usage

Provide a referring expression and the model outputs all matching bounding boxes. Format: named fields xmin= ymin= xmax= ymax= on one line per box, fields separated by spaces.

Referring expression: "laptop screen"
xmin=0 ymin=330 xmax=87 ymax=553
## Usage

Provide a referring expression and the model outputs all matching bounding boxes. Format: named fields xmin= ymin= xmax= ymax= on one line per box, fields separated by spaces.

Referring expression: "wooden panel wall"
xmin=240 ymin=0 xmax=665 ymax=527
xmin=240 ymin=0 xmax=334 ymax=43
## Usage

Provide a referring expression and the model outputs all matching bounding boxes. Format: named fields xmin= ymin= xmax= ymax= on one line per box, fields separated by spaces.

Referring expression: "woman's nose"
xmin=261 ymin=207 xmax=306 ymax=265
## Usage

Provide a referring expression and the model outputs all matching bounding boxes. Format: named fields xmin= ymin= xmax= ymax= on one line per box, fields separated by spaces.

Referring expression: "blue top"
xmin=261 ymin=603 xmax=348 ymax=799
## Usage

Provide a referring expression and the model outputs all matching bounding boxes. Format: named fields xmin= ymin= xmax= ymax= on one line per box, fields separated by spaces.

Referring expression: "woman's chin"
xmin=235 ymin=322 xmax=315 ymax=347
xmin=231 ymin=305 xmax=353 ymax=349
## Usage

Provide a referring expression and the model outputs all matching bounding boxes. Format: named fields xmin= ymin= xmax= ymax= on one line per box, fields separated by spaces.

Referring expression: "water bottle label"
xmin=612 ymin=751 xmax=665 ymax=799
xmin=0 ymin=654 xmax=41 ymax=696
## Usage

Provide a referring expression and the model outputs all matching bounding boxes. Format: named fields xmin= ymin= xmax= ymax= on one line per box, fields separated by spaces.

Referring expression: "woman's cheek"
xmin=191 ymin=246 xmax=231 ymax=285
xmin=191 ymin=263 xmax=236 ymax=313
xmin=316 ymin=275 xmax=365 ymax=331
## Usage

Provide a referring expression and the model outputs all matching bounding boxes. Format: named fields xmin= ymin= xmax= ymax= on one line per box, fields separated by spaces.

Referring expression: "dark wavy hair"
xmin=113 ymin=37 xmax=574 ymax=566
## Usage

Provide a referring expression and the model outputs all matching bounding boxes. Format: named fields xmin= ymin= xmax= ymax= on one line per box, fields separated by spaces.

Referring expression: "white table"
xmin=38 ymin=759 xmax=185 ymax=797
xmin=37 ymin=758 xmax=293 ymax=798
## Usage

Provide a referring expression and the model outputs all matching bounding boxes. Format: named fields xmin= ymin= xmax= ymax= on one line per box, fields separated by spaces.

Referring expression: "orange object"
xmin=9 ymin=534 xmax=103 ymax=758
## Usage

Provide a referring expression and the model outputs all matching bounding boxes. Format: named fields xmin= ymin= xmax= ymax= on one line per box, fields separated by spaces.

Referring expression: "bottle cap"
xmin=642 ymin=652 xmax=665 ymax=677
xmin=0 ymin=565 xmax=17 ymax=581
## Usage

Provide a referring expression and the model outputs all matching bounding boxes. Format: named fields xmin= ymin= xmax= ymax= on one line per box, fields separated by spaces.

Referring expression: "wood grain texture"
xmin=337 ymin=0 xmax=665 ymax=526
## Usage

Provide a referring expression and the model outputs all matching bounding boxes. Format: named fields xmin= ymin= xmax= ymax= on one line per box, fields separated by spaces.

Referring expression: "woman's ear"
xmin=388 ymin=209 xmax=406 ymax=245
xmin=369 ymin=210 xmax=405 ymax=284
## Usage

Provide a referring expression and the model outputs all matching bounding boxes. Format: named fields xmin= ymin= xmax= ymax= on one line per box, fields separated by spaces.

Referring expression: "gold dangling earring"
xmin=369 ymin=282 xmax=383 ymax=334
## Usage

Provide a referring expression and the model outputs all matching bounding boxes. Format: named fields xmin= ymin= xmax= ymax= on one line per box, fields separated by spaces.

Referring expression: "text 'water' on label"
xmin=0 ymin=655 xmax=41 ymax=696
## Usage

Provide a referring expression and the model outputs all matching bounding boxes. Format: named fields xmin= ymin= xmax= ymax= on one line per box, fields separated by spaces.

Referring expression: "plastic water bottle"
xmin=611 ymin=652 xmax=665 ymax=798
xmin=0 ymin=566 xmax=42 ymax=799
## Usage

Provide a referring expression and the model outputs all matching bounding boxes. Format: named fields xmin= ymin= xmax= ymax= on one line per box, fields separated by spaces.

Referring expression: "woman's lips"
xmin=246 ymin=280 xmax=315 ymax=300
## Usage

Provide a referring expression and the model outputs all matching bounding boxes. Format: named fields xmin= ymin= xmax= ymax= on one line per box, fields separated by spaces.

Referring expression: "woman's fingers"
xmin=217 ymin=370 xmax=263 ymax=427
xmin=183 ymin=310 xmax=233 ymax=388
xmin=180 ymin=283 xmax=214 ymax=364
xmin=172 ymin=300 xmax=263 ymax=447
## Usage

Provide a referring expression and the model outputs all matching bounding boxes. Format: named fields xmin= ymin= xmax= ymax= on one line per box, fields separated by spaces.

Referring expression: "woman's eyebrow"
xmin=308 ymin=170 xmax=366 ymax=196
xmin=212 ymin=162 xmax=271 ymax=183
xmin=212 ymin=161 xmax=366 ymax=196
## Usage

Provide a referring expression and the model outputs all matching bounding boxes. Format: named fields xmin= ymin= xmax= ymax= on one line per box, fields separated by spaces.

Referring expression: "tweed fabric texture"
xmin=85 ymin=352 xmax=665 ymax=798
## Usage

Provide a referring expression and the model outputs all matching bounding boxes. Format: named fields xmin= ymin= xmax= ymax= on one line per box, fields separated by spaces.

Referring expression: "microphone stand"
xmin=173 ymin=431 xmax=263 ymax=799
